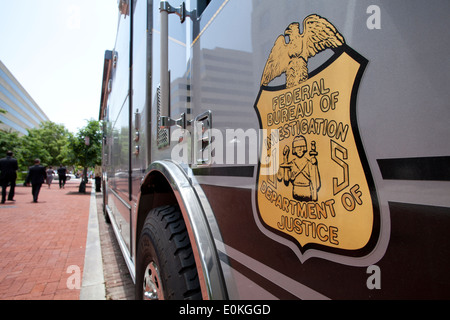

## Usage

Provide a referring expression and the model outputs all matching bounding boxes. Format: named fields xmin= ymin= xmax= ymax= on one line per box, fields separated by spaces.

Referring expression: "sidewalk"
xmin=0 ymin=179 xmax=96 ymax=300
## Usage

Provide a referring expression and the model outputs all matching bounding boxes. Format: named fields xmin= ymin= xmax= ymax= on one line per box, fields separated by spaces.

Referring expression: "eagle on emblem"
xmin=261 ymin=14 xmax=345 ymax=88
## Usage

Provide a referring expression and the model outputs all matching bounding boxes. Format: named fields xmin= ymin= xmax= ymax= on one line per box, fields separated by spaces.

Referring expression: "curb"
xmin=80 ymin=186 xmax=106 ymax=300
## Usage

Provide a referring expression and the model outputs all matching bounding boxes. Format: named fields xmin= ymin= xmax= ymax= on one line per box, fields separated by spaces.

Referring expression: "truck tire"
xmin=135 ymin=205 xmax=202 ymax=300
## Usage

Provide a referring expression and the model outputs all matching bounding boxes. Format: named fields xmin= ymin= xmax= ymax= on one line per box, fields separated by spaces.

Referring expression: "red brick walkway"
xmin=0 ymin=180 xmax=91 ymax=300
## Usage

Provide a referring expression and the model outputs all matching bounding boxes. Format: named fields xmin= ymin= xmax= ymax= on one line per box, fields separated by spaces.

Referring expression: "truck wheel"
xmin=135 ymin=205 xmax=202 ymax=300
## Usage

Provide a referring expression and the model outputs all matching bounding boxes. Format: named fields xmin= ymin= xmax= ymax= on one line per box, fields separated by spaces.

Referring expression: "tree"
xmin=68 ymin=119 xmax=102 ymax=191
xmin=0 ymin=129 xmax=20 ymax=156
xmin=21 ymin=121 xmax=72 ymax=167
xmin=1 ymin=120 xmax=102 ymax=188
xmin=39 ymin=121 xmax=73 ymax=166
xmin=1 ymin=121 xmax=72 ymax=180
xmin=0 ymin=129 xmax=24 ymax=178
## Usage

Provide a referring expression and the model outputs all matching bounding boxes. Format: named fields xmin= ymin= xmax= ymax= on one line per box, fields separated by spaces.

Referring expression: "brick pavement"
xmin=0 ymin=179 xmax=91 ymax=300
xmin=0 ymin=178 xmax=135 ymax=300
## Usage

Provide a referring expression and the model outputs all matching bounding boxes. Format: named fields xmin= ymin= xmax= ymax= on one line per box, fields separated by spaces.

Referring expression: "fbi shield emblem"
xmin=254 ymin=15 xmax=379 ymax=261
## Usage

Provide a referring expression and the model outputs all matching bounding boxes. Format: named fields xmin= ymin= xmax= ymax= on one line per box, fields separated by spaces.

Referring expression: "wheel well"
xmin=136 ymin=170 xmax=178 ymax=255
xmin=135 ymin=164 xmax=228 ymax=299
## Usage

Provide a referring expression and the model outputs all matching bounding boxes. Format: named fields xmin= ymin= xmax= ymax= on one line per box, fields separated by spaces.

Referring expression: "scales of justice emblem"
xmin=253 ymin=14 xmax=380 ymax=260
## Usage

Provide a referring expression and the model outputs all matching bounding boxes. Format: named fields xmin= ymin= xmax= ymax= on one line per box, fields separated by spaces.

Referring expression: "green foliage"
xmin=68 ymin=119 xmax=102 ymax=168
xmin=0 ymin=129 xmax=26 ymax=179
xmin=21 ymin=121 xmax=72 ymax=167
xmin=0 ymin=119 xmax=101 ymax=178
xmin=0 ymin=129 xmax=20 ymax=155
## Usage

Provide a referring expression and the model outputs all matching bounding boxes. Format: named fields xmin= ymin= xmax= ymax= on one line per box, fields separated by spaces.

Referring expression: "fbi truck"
xmin=99 ymin=0 xmax=450 ymax=299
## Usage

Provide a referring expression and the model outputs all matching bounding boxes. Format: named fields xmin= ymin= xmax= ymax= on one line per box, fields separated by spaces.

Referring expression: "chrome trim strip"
xmin=109 ymin=188 xmax=132 ymax=209
xmin=145 ymin=160 xmax=228 ymax=300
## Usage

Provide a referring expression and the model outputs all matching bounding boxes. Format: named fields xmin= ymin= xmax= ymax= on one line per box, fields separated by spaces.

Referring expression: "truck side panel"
xmin=101 ymin=0 xmax=450 ymax=299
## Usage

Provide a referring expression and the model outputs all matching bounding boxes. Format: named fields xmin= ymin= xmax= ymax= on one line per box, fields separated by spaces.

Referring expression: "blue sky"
xmin=0 ymin=0 xmax=118 ymax=133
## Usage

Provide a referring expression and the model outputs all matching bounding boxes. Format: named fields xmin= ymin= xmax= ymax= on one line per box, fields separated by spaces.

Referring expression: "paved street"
xmin=0 ymin=179 xmax=134 ymax=300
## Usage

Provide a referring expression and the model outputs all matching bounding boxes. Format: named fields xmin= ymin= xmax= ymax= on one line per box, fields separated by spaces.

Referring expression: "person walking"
xmin=25 ymin=159 xmax=47 ymax=203
xmin=46 ymin=166 xmax=54 ymax=188
xmin=57 ymin=164 xmax=67 ymax=189
xmin=0 ymin=151 xmax=19 ymax=204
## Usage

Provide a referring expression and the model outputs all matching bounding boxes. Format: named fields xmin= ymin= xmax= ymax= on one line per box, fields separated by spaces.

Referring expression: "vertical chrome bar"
xmin=160 ymin=1 xmax=170 ymax=123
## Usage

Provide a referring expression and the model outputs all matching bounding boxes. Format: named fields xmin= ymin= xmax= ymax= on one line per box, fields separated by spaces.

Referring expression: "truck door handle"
xmin=194 ymin=111 xmax=212 ymax=165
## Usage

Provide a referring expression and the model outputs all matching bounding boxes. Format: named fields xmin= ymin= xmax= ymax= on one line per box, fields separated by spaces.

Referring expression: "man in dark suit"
xmin=0 ymin=151 xmax=19 ymax=204
xmin=25 ymin=159 xmax=47 ymax=203
xmin=57 ymin=164 xmax=67 ymax=189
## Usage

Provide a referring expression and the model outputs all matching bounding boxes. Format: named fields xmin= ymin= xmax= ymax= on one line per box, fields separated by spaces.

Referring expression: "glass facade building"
xmin=0 ymin=60 xmax=49 ymax=135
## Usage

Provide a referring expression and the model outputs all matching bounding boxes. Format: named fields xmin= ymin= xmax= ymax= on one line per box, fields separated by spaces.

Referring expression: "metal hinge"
xmin=159 ymin=1 xmax=196 ymax=23
xmin=160 ymin=113 xmax=188 ymax=129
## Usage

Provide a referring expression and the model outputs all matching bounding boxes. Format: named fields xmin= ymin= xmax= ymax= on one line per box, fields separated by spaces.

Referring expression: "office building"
xmin=0 ymin=60 xmax=49 ymax=135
